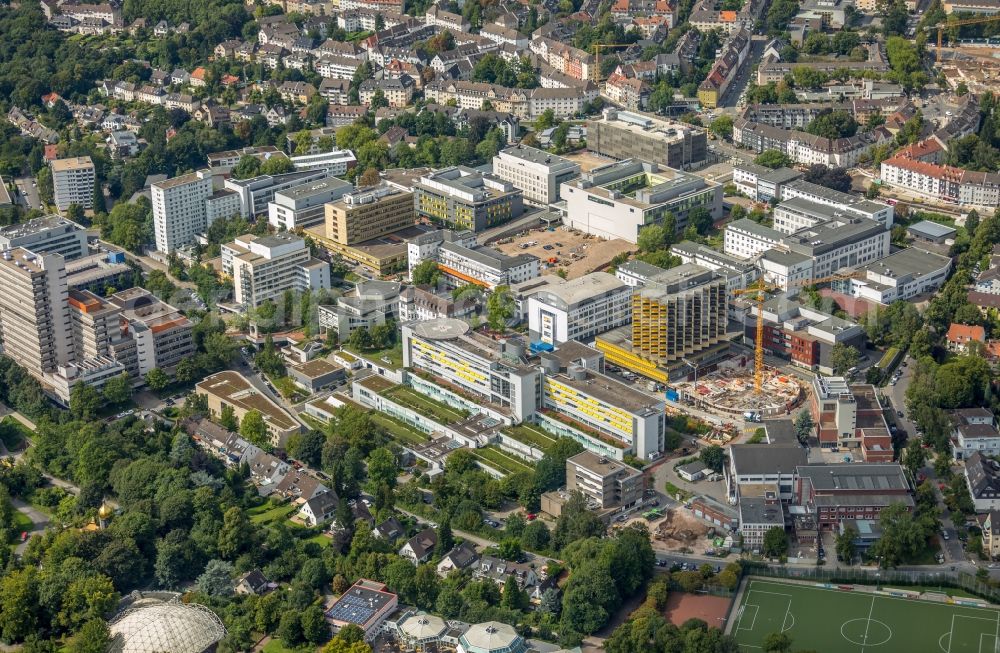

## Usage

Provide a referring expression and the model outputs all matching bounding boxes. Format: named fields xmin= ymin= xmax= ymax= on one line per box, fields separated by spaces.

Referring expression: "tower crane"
xmin=927 ymin=15 xmax=1000 ymax=63
xmin=732 ymin=272 xmax=868 ymax=394
xmin=591 ymin=43 xmax=632 ymax=82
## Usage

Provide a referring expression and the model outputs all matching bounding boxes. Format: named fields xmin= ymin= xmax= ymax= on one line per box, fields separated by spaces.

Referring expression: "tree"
xmin=762 ymin=527 xmax=788 ymax=558
xmin=794 ymin=411 xmax=813 ymax=444
xmin=700 ymin=444 xmax=725 ymax=472
xmin=637 ymin=224 xmax=670 ymax=252
xmin=70 ymin=382 xmax=101 ymax=420
xmin=501 ymin=573 xmax=529 ymax=611
xmin=67 ymin=619 xmax=110 ymax=653
xmin=829 ymin=343 xmax=860 ymax=375
xmin=486 ymin=285 xmax=515 ymax=332
xmin=902 ymin=444 xmax=927 ymax=479
xmin=196 ymin=560 xmax=234 ymax=596
xmin=144 ymin=368 xmax=169 ymax=391
xmin=218 ymin=506 xmax=254 ymax=560
xmin=261 ymin=156 xmax=293 ymax=175
xmin=804 ymin=110 xmax=858 ymax=140
xmin=301 ymin=604 xmax=330 ymax=644
xmin=220 ymin=404 xmax=238 ymax=431
xmin=763 ymin=632 xmax=792 ymax=653
xmin=836 ymin=524 xmax=858 ymax=564
xmin=411 ymin=259 xmax=441 ymax=286
xmin=688 ymin=206 xmax=714 ymax=235
xmin=239 ymin=409 xmax=269 ymax=447
xmin=870 ymin=502 xmax=928 ymax=567
xmin=365 ymin=447 xmax=397 ymax=493
xmin=102 ymin=373 xmax=132 ymax=406
xmin=231 ymin=155 xmax=262 ymax=179
xmin=497 ymin=537 xmax=523 ymax=561
xmin=754 ymin=149 xmax=792 ymax=169
xmin=710 ymin=115 xmax=734 ymax=140
xmin=358 ymin=167 xmax=381 ymax=187
xmin=435 ymin=520 xmax=454 ymax=556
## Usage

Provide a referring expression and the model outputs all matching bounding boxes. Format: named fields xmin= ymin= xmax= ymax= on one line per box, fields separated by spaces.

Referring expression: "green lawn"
xmin=249 ymin=502 xmax=297 ymax=525
xmin=370 ymin=412 xmax=430 ymax=447
xmin=732 ymin=578 xmax=1000 ymax=653
xmin=502 ymin=423 xmax=558 ymax=452
xmin=386 ymin=385 xmax=469 ymax=423
xmin=7 ymin=511 xmax=33 ymax=546
xmin=342 ymin=343 xmax=403 ymax=370
xmin=469 ymin=446 xmax=534 ymax=476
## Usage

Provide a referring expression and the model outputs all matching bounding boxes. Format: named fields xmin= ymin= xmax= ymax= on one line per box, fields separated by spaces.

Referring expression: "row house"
xmin=257 ymin=43 xmax=287 ymax=69
xmin=480 ymin=22 xmax=528 ymax=48
xmin=319 ymin=78 xmax=352 ymax=104
xmin=278 ymin=81 xmax=318 ymax=104
xmin=530 ymin=36 xmax=596 ymax=82
xmin=164 ymin=93 xmax=199 ymax=113
xmin=326 ymin=104 xmax=368 ymax=127
xmin=880 ymin=157 xmax=1000 ymax=208
xmin=425 ymin=5 xmax=470 ymax=32
xmin=339 ymin=0 xmax=403 ymax=11
xmin=135 ymin=85 xmax=166 ymax=105
xmin=734 ymin=118 xmax=890 ymax=168
xmin=359 ymin=76 xmax=415 ymax=108
xmin=603 ymin=74 xmax=648 ymax=111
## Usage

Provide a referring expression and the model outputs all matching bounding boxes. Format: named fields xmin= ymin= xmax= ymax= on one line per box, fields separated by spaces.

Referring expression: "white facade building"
xmin=492 ymin=145 xmax=580 ymax=206
xmin=51 ymin=157 xmax=96 ymax=211
xmin=526 ymin=272 xmax=631 ymax=345
xmin=152 ymin=170 xmax=239 ymax=253
xmin=0 ymin=215 xmax=88 ymax=261
xmin=288 ymin=149 xmax=357 ymax=175
xmin=222 ymin=233 xmax=330 ymax=308
xmin=266 ymin=176 xmax=353 ymax=230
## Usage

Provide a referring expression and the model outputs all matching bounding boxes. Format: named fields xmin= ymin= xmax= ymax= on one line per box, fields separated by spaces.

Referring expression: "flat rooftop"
xmin=569 ymin=449 xmax=642 ymax=478
xmin=553 ymin=367 xmax=661 ymax=414
xmin=50 ymin=156 xmax=93 ymax=172
xmin=0 ymin=214 xmax=83 ymax=238
xmin=797 ymin=463 xmax=908 ymax=492
xmin=326 ymin=579 xmax=396 ymax=626
xmin=908 ymin=220 xmax=957 ymax=239
xmin=498 ymin=144 xmax=578 ymax=172
xmin=854 ymin=247 xmax=951 ymax=281
xmin=739 ymin=497 xmax=784 ymax=526
xmin=277 ymin=175 xmax=352 ymax=201
xmin=291 ymin=358 xmax=342 ymax=379
xmin=530 ymin=271 xmax=626 ymax=309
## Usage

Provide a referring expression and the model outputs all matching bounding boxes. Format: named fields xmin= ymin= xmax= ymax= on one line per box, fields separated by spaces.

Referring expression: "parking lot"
xmin=493 ymin=225 xmax=634 ymax=280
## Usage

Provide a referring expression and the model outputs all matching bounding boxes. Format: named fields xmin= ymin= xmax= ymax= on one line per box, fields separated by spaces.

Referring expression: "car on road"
xmin=525 ymin=513 xmax=537 ymax=521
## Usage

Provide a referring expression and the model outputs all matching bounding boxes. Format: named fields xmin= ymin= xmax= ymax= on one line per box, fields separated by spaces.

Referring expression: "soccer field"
xmin=732 ymin=579 xmax=1000 ymax=653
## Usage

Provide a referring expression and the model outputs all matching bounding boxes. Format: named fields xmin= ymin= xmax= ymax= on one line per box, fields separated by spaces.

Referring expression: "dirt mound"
xmin=653 ymin=509 xmax=711 ymax=551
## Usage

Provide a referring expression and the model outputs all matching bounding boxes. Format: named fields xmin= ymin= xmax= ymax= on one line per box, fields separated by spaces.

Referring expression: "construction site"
xmin=672 ymin=357 xmax=805 ymax=420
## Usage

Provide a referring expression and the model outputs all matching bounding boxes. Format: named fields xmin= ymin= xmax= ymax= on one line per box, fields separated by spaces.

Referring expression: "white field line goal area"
xmin=733 ymin=580 xmax=1000 ymax=653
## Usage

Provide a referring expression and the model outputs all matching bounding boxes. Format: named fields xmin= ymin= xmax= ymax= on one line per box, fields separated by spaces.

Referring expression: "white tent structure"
xmin=108 ymin=595 xmax=226 ymax=653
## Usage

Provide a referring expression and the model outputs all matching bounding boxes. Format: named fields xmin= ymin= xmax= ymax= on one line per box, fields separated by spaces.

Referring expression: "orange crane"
xmin=928 ymin=15 xmax=1000 ymax=63
xmin=733 ymin=272 xmax=868 ymax=393
xmin=591 ymin=43 xmax=632 ymax=82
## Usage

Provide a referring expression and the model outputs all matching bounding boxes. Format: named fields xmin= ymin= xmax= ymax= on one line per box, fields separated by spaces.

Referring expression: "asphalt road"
xmin=12 ymin=498 xmax=48 ymax=555
xmin=719 ymin=37 xmax=766 ymax=108
xmin=14 ymin=177 xmax=41 ymax=211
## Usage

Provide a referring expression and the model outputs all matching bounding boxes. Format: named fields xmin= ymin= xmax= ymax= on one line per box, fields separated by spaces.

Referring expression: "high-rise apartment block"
xmin=596 ymin=264 xmax=727 ymax=381
xmin=222 ymin=233 xmax=330 ymax=308
xmin=491 ymin=145 xmax=580 ymax=206
xmin=0 ymin=215 xmax=88 ymax=260
xmin=152 ymin=170 xmax=240 ymax=253
xmin=0 ymin=248 xmax=75 ymax=378
xmin=51 ymin=157 xmax=95 ymax=211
